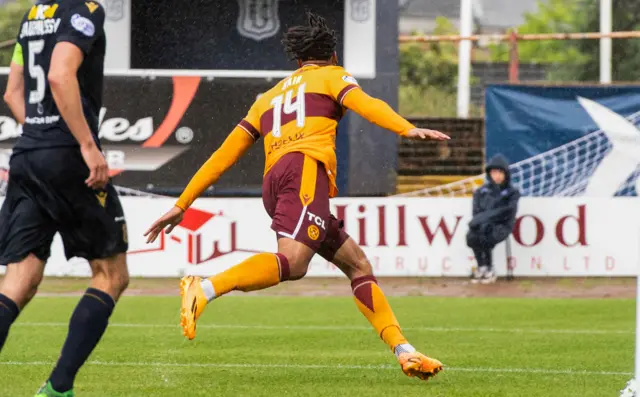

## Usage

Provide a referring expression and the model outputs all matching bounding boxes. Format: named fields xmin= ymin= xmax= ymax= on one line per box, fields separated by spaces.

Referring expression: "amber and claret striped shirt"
xmin=176 ymin=64 xmax=416 ymax=211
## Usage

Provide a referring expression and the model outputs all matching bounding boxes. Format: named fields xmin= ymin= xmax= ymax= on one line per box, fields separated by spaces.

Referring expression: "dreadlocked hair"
xmin=282 ymin=12 xmax=337 ymax=62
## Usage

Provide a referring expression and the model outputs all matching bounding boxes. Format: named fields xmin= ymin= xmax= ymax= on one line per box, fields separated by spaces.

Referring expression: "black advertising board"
xmin=0 ymin=75 xmax=274 ymax=194
xmin=131 ymin=0 xmax=345 ymax=70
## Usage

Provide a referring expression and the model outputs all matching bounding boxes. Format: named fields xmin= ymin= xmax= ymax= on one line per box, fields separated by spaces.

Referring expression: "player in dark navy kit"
xmin=0 ymin=1 xmax=129 ymax=396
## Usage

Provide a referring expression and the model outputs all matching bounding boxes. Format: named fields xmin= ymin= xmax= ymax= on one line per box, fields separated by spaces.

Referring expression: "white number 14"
xmin=270 ymin=83 xmax=306 ymax=138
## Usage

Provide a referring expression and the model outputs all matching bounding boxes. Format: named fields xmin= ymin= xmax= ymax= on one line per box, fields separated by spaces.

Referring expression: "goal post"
xmin=636 ymin=256 xmax=640 ymax=381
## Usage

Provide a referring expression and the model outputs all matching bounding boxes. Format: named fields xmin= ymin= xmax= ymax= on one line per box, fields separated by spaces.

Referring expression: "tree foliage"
xmin=488 ymin=0 xmax=640 ymax=82
xmin=400 ymin=17 xmax=459 ymax=95
xmin=0 ymin=0 xmax=32 ymax=66
xmin=399 ymin=17 xmax=468 ymax=116
xmin=568 ymin=0 xmax=640 ymax=81
xmin=489 ymin=0 xmax=587 ymax=65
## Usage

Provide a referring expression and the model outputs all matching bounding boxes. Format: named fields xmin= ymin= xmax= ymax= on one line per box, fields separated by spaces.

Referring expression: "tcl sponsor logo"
xmin=306 ymin=210 xmax=326 ymax=230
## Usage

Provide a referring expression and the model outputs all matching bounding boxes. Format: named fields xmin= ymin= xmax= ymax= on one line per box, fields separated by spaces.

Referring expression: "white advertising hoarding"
xmin=100 ymin=0 xmax=131 ymax=69
xmin=1 ymin=197 xmax=637 ymax=278
xmin=344 ymin=0 xmax=376 ymax=79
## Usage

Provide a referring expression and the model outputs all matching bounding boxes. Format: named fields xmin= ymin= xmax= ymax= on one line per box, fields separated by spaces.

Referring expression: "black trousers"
xmin=466 ymin=224 xmax=510 ymax=270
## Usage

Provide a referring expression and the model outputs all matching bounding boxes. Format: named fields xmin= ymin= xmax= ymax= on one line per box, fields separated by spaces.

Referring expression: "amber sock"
xmin=200 ymin=253 xmax=290 ymax=301
xmin=351 ymin=275 xmax=410 ymax=351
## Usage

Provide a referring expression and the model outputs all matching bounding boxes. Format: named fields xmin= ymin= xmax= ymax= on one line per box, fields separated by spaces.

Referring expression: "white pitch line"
xmin=13 ymin=322 xmax=634 ymax=335
xmin=0 ymin=360 xmax=631 ymax=376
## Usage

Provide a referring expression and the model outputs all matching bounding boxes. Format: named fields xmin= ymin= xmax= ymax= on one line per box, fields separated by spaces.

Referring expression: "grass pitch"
xmin=0 ymin=284 xmax=634 ymax=396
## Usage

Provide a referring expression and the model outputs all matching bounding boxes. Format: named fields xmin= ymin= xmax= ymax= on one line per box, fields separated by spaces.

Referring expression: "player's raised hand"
xmin=145 ymin=206 xmax=185 ymax=243
xmin=406 ymin=128 xmax=450 ymax=141
xmin=81 ymin=142 xmax=109 ymax=189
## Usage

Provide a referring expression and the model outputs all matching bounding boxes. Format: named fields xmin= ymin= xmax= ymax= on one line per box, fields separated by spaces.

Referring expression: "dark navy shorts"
xmin=0 ymin=147 xmax=128 ymax=265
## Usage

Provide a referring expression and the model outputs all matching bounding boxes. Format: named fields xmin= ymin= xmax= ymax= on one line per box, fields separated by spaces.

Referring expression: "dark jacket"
xmin=468 ymin=155 xmax=520 ymax=237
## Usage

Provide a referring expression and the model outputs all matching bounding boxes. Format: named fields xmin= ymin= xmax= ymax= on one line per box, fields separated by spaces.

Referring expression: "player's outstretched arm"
xmin=144 ymin=127 xmax=255 ymax=243
xmin=4 ymin=45 xmax=25 ymax=124
xmin=342 ymin=88 xmax=450 ymax=141
xmin=49 ymin=42 xmax=108 ymax=189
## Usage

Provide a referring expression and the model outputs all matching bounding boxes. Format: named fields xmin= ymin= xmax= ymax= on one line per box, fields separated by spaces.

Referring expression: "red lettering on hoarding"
xmin=513 ymin=215 xmax=544 ymax=247
xmin=188 ymin=234 xmax=194 ymax=264
xmin=371 ymin=256 xmax=381 ymax=270
xmin=556 ymin=205 xmax=587 ymax=247
xmin=606 ymin=256 xmax=615 ymax=271
xmin=396 ymin=257 xmax=404 ymax=270
xmin=442 ymin=257 xmax=451 ymax=272
xmin=531 ymin=257 xmax=542 ymax=270
xmin=418 ymin=216 xmax=462 ymax=245
xmin=563 ymin=257 xmax=570 ymax=271
xmin=335 ymin=205 xmax=347 ymax=230
xmin=357 ymin=205 xmax=367 ymax=246
xmin=377 ymin=206 xmax=387 ymax=246
xmin=191 ymin=222 xmax=238 ymax=265
xmin=418 ymin=257 xmax=428 ymax=271
xmin=583 ymin=256 xmax=590 ymax=271
xmin=512 ymin=205 xmax=588 ymax=248
xmin=397 ymin=205 xmax=407 ymax=247
xmin=334 ymin=204 xmax=406 ymax=248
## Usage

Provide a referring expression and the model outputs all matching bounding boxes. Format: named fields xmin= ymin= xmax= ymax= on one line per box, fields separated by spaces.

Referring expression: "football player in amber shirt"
xmin=146 ymin=13 xmax=447 ymax=381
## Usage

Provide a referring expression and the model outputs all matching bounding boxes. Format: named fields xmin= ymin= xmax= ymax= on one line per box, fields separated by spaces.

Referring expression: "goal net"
xmin=397 ymin=108 xmax=640 ymax=198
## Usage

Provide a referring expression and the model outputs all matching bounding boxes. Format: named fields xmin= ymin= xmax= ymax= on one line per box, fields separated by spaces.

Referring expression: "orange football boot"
xmin=397 ymin=352 xmax=444 ymax=380
xmin=179 ymin=276 xmax=208 ymax=340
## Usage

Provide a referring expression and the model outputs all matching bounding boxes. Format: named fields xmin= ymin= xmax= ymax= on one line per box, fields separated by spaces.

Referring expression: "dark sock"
xmin=0 ymin=293 xmax=19 ymax=351
xmin=471 ymin=247 xmax=484 ymax=269
xmin=49 ymin=288 xmax=115 ymax=392
xmin=485 ymin=248 xmax=493 ymax=270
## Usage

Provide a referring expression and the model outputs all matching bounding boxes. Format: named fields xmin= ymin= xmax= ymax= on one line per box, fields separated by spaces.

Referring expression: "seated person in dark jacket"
xmin=467 ymin=154 xmax=520 ymax=283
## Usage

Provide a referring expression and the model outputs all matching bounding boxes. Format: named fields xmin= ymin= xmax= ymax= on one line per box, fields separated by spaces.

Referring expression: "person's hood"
xmin=485 ymin=154 xmax=511 ymax=186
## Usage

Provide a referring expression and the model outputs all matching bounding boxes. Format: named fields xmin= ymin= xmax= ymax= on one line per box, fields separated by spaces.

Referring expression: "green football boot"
xmin=34 ymin=381 xmax=75 ymax=397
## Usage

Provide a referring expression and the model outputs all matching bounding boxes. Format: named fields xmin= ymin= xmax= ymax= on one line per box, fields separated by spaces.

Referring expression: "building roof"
xmin=400 ymin=0 xmax=546 ymax=30
xmin=400 ymin=0 xmax=460 ymax=19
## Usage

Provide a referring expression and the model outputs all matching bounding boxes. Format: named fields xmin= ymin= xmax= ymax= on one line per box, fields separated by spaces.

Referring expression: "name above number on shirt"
xmin=20 ymin=4 xmax=60 ymax=39
xmin=19 ymin=19 xmax=61 ymax=39
xmin=270 ymin=83 xmax=306 ymax=138
xmin=282 ymin=75 xmax=302 ymax=91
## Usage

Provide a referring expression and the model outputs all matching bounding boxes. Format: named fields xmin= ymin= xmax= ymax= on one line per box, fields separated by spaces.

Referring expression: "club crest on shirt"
xmin=237 ymin=0 xmax=280 ymax=42
xmin=351 ymin=0 xmax=371 ymax=22
xmin=307 ymin=225 xmax=320 ymax=241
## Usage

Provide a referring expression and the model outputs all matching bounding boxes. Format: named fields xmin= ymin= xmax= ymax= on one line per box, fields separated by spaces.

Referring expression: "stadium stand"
xmin=397 ymin=118 xmax=484 ymax=194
